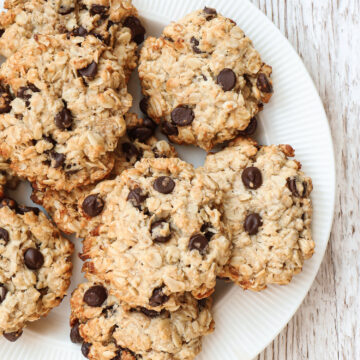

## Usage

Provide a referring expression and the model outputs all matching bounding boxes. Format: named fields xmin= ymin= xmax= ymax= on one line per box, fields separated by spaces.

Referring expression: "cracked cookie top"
xmin=81 ymin=157 xmax=231 ymax=311
xmin=0 ymin=0 xmax=144 ymax=80
xmin=200 ymin=137 xmax=314 ymax=291
xmin=70 ymin=281 xmax=214 ymax=360
xmin=0 ymin=34 xmax=132 ymax=191
xmin=31 ymin=114 xmax=177 ymax=238
xmin=0 ymin=199 xmax=74 ymax=339
xmin=139 ymin=7 xmax=272 ymax=150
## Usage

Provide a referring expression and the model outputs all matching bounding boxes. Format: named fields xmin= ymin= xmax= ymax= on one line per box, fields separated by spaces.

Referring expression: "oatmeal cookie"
xmin=70 ymin=281 xmax=214 ymax=360
xmin=0 ymin=198 xmax=74 ymax=340
xmin=0 ymin=34 xmax=132 ymax=191
xmin=0 ymin=0 xmax=144 ymax=79
xmin=200 ymin=137 xmax=314 ymax=291
xmin=31 ymin=114 xmax=177 ymax=238
xmin=81 ymin=158 xmax=231 ymax=310
xmin=139 ymin=7 xmax=272 ymax=150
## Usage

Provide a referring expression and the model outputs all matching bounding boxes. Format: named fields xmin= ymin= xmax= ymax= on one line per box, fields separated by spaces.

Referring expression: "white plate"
xmin=0 ymin=0 xmax=335 ymax=359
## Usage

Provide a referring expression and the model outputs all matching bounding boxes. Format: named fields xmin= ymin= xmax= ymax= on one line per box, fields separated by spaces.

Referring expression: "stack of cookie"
xmin=0 ymin=3 xmax=314 ymax=359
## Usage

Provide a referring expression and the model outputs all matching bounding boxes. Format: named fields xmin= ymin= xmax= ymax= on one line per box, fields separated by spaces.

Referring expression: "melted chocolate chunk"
xmin=78 ymin=61 xmax=98 ymax=78
xmin=241 ymin=167 xmax=262 ymax=189
xmin=82 ymin=194 xmax=105 ymax=217
xmin=24 ymin=248 xmax=44 ymax=270
xmin=244 ymin=213 xmax=262 ymax=235
xmin=153 ymin=176 xmax=175 ymax=194
xmin=171 ymin=105 xmax=194 ymax=126
xmin=83 ymin=285 xmax=107 ymax=307
xmin=149 ymin=287 xmax=169 ymax=307
xmin=123 ymin=16 xmax=146 ymax=45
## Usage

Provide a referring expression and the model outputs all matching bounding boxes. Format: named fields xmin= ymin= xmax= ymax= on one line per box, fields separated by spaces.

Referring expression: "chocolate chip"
xmin=17 ymin=84 xmax=39 ymax=101
xmin=70 ymin=320 xmax=83 ymax=343
xmin=171 ymin=105 xmax=194 ymax=126
xmin=286 ymin=177 xmax=307 ymax=198
xmin=153 ymin=176 xmax=175 ymax=194
xmin=203 ymin=7 xmax=217 ymax=20
xmin=81 ymin=342 xmax=91 ymax=358
xmin=106 ymin=20 xmax=114 ymax=30
xmin=90 ymin=4 xmax=109 ymax=15
xmin=0 ymin=228 xmax=9 ymax=244
xmin=151 ymin=221 xmax=171 ymax=243
xmin=200 ymin=223 xmax=215 ymax=241
xmin=3 ymin=330 xmax=22 ymax=342
xmin=217 ymin=68 xmax=236 ymax=91
xmin=256 ymin=73 xmax=273 ymax=93
xmin=16 ymin=205 xmax=40 ymax=215
xmin=24 ymin=248 xmax=44 ymax=270
xmin=128 ymin=126 xmax=153 ymax=142
xmin=143 ymin=118 xmax=156 ymax=130
xmin=139 ymin=307 xmax=161 ymax=318
xmin=122 ymin=142 xmax=141 ymax=161
xmin=190 ymin=37 xmax=202 ymax=54
xmin=83 ymin=285 xmax=107 ymax=307
xmin=0 ymin=87 xmax=12 ymax=114
xmin=0 ymin=29 xmax=4 ymax=38
xmin=0 ymin=197 xmax=17 ymax=210
xmin=43 ymin=135 xmax=57 ymax=147
xmin=55 ymin=108 xmax=73 ymax=130
xmin=238 ymin=117 xmax=257 ymax=136
xmin=51 ymin=152 xmax=66 ymax=168
xmin=127 ymin=188 xmax=147 ymax=208
xmin=82 ymin=194 xmax=105 ymax=217
xmin=71 ymin=26 xmax=88 ymax=37
xmin=188 ymin=234 xmax=208 ymax=254
xmin=244 ymin=213 xmax=262 ymax=235
xmin=162 ymin=121 xmax=178 ymax=136
xmin=0 ymin=284 xmax=7 ymax=303
xmin=123 ymin=16 xmax=146 ymax=45
xmin=242 ymin=167 xmax=262 ymax=189
xmin=58 ymin=5 xmax=74 ymax=15
xmin=139 ymin=97 xmax=149 ymax=115
xmin=149 ymin=287 xmax=169 ymax=307
xmin=78 ymin=61 xmax=98 ymax=78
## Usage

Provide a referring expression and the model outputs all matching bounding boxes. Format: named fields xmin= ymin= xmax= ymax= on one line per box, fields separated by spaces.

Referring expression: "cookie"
xmin=70 ymin=281 xmax=214 ymax=360
xmin=0 ymin=155 xmax=19 ymax=197
xmin=0 ymin=0 xmax=144 ymax=79
xmin=0 ymin=33 xmax=132 ymax=191
xmin=0 ymin=198 xmax=74 ymax=340
xmin=139 ymin=7 xmax=273 ymax=150
xmin=200 ymin=137 xmax=314 ymax=291
xmin=31 ymin=114 xmax=178 ymax=238
xmin=81 ymin=157 xmax=231 ymax=310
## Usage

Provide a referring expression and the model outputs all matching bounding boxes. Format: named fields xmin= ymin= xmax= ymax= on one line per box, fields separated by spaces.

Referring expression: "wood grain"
xmin=251 ymin=0 xmax=360 ymax=358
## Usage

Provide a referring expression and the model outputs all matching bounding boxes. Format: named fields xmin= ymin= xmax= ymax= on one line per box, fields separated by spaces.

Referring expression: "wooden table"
xmin=251 ymin=1 xmax=359 ymax=359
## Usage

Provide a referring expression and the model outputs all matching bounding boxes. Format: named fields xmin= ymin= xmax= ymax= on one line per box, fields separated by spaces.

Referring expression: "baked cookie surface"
xmin=0 ymin=199 xmax=74 ymax=340
xmin=70 ymin=281 xmax=214 ymax=360
xmin=31 ymin=114 xmax=178 ymax=238
xmin=0 ymin=34 xmax=132 ymax=191
xmin=81 ymin=157 xmax=231 ymax=310
xmin=139 ymin=7 xmax=272 ymax=150
xmin=0 ymin=0 xmax=144 ymax=79
xmin=0 ymin=155 xmax=19 ymax=197
xmin=200 ymin=137 xmax=314 ymax=291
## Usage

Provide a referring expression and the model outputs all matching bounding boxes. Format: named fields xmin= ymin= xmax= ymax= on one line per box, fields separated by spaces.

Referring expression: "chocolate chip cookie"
xmin=70 ymin=281 xmax=214 ymax=360
xmin=81 ymin=157 xmax=231 ymax=310
xmin=0 ymin=34 xmax=132 ymax=191
xmin=0 ymin=0 xmax=144 ymax=80
xmin=139 ymin=7 xmax=273 ymax=150
xmin=0 ymin=198 xmax=74 ymax=340
xmin=31 ymin=114 xmax=177 ymax=238
xmin=200 ymin=137 xmax=314 ymax=291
